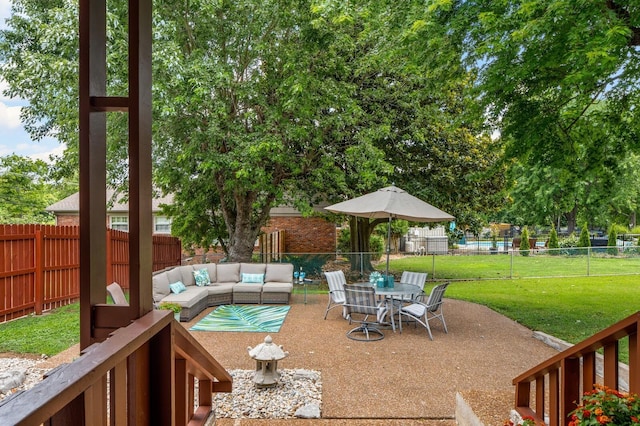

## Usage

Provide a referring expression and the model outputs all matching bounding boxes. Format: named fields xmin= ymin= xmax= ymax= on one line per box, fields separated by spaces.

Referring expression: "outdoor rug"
xmin=190 ymin=305 xmax=291 ymax=333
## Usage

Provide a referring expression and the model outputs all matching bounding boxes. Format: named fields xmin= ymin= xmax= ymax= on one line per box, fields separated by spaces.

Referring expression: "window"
xmin=154 ymin=216 xmax=171 ymax=234
xmin=110 ymin=216 xmax=129 ymax=232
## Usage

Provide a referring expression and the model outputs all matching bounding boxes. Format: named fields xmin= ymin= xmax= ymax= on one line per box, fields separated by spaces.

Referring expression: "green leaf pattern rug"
xmin=190 ymin=305 xmax=291 ymax=332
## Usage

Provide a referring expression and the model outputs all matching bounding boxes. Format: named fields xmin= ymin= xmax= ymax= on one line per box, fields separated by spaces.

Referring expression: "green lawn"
xmin=2 ymin=256 xmax=639 ymax=360
xmin=390 ymin=255 xmax=640 ymax=348
xmin=388 ymin=252 xmax=640 ymax=280
xmin=0 ymin=303 xmax=79 ymax=356
xmin=441 ymin=276 xmax=640 ymax=345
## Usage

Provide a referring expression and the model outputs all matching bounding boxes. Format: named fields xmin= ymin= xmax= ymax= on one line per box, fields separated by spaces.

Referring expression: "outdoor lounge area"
xmin=33 ymin=290 xmax=557 ymax=424
xmin=177 ymin=291 xmax=559 ymax=424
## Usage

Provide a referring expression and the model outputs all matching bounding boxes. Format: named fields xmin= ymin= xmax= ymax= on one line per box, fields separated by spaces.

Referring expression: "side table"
xmin=296 ymin=278 xmax=320 ymax=304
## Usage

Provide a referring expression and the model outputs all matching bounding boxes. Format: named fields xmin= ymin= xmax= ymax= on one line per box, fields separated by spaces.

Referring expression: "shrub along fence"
xmin=0 ymin=224 xmax=181 ymax=323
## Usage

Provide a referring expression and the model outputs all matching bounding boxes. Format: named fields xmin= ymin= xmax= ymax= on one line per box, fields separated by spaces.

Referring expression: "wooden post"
xmin=79 ymin=0 xmax=108 ymax=350
xmin=126 ymin=0 xmax=154 ymax=318
xmin=79 ymin=0 xmax=152 ymax=347
xmin=561 ymin=358 xmax=580 ymax=426
xmin=630 ymin=328 xmax=640 ymax=394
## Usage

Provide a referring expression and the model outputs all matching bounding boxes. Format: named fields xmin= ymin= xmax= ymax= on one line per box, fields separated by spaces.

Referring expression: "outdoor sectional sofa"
xmin=152 ymin=262 xmax=294 ymax=321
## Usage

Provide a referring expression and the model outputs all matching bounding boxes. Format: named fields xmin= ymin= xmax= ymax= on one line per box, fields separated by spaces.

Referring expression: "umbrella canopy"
xmin=325 ymin=185 xmax=454 ymax=222
xmin=325 ymin=185 xmax=454 ymax=277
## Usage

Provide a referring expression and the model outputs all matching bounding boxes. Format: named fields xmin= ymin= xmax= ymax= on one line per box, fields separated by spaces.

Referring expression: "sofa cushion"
xmin=178 ymin=265 xmax=196 ymax=286
xmin=203 ymin=264 xmax=217 ymax=283
xmin=193 ymin=268 xmax=211 ymax=286
xmin=240 ymin=263 xmax=267 ymax=275
xmin=264 ymin=263 xmax=293 ymax=283
xmin=169 ymin=281 xmax=187 ymax=294
xmin=265 ymin=263 xmax=294 ymax=283
xmin=263 ymin=282 xmax=293 ymax=293
xmin=167 ymin=268 xmax=183 ymax=286
xmin=217 ymin=263 xmax=240 ymax=283
xmin=152 ymin=273 xmax=171 ymax=303
xmin=241 ymin=273 xmax=264 ymax=284
xmin=205 ymin=283 xmax=234 ymax=295
xmin=233 ymin=282 xmax=263 ymax=293
xmin=160 ymin=287 xmax=208 ymax=309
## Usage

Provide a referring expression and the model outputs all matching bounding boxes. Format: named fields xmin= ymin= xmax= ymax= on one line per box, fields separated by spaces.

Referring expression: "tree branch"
xmin=606 ymin=0 xmax=640 ymax=46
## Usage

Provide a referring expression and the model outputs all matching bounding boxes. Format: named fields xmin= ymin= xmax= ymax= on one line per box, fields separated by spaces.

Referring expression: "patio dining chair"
xmin=399 ymin=271 xmax=427 ymax=303
xmin=343 ymin=284 xmax=387 ymax=341
xmin=398 ymin=282 xmax=449 ymax=340
xmin=323 ymin=270 xmax=348 ymax=319
xmin=387 ymin=271 xmax=429 ymax=321
xmin=400 ymin=272 xmax=427 ymax=295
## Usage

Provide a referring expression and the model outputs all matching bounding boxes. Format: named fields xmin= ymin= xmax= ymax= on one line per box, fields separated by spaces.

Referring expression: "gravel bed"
xmin=0 ymin=356 xmax=50 ymax=402
xmin=1 ymin=357 xmax=322 ymax=420
xmin=213 ymin=369 xmax=322 ymax=419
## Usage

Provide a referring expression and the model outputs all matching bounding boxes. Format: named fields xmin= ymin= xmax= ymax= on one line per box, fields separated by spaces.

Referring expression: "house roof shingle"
xmin=46 ymin=189 xmax=173 ymax=213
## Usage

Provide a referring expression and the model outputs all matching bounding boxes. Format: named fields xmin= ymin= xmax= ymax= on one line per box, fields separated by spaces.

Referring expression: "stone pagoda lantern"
xmin=247 ymin=335 xmax=289 ymax=387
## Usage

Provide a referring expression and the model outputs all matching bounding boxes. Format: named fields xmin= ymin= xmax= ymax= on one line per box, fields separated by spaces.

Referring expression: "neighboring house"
xmin=46 ymin=191 xmax=336 ymax=254
xmin=46 ymin=190 xmax=174 ymax=234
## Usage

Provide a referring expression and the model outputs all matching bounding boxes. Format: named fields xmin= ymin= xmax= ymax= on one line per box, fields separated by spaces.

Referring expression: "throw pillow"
xmin=241 ymin=273 xmax=265 ymax=284
xmin=193 ymin=268 xmax=210 ymax=286
xmin=169 ymin=281 xmax=186 ymax=294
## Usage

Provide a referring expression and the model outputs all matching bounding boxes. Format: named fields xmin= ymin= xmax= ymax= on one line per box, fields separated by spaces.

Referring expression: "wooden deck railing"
xmin=0 ymin=310 xmax=232 ymax=425
xmin=513 ymin=311 xmax=640 ymax=426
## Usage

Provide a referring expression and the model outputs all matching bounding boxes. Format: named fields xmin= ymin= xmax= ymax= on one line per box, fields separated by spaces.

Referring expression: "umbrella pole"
xmin=386 ymin=216 xmax=391 ymax=277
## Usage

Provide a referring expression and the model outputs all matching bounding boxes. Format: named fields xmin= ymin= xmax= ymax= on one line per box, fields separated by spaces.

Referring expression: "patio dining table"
xmin=357 ymin=282 xmax=423 ymax=333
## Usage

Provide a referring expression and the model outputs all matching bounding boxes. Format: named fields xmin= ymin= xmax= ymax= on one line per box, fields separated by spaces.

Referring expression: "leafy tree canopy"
xmin=449 ymin=0 xmax=640 ymax=230
xmin=0 ymin=154 xmax=76 ymax=224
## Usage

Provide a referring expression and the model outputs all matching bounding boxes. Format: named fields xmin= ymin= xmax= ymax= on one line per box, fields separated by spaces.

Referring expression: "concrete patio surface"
xmin=185 ymin=292 xmax=559 ymax=425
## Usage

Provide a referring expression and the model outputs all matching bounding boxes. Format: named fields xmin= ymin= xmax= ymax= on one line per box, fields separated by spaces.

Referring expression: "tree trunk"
xmin=565 ymin=204 xmax=578 ymax=234
xmin=227 ymin=226 xmax=257 ymax=262
xmin=348 ymin=216 xmax=376 ymax=275
xmin=223 ymin=191 xmax=267 ymax=263
xmin=348 ymin=217 xmax=388 ymax=275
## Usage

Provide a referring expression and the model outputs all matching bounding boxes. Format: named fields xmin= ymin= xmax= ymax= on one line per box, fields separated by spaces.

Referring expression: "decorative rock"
xmin=293 ymin=369 xmax=319 ymax=381
xmin=0 ymin=357 xmax=48 ymax=401
xmin=0 ymin=370 xmax=26 ymax=393
xmin=294 ymin=403 xmax=321 ymax=419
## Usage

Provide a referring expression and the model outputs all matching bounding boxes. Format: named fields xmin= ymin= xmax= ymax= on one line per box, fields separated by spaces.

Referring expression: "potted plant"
xmin=569 ymin=384 xmax=640 ymax=425
xmin=158 ymin=302 xmax=182 ymax=321
xmin=503 ymin=415 xmax=543 ymax=425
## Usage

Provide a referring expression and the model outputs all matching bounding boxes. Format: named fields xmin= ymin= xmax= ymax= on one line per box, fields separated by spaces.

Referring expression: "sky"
xmin=0 ymin=1 xmax=65 ymax=161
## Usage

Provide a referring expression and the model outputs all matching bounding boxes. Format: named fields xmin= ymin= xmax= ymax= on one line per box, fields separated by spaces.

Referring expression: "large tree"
xmin=448 ymin=0 xmax=640 ymax=229
xmin=0 ymin=0 xmax=390 ymax=260
xmin=152 ymin=0 xmax=395 ymax=260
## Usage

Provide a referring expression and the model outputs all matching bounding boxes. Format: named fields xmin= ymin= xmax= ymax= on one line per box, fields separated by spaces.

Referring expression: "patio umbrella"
xmin=325 ymin=185 xmax=454 ymax=276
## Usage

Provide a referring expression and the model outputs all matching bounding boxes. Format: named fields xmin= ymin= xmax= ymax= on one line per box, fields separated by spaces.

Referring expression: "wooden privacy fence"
xmin=259 ymin=230 xmax=285 ymax=262
xmin=0 ymin=224 xmax=181 ymax=323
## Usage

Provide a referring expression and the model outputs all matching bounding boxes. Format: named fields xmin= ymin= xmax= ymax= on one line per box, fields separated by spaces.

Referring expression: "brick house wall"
xmin=262 ymin=216 xmax=335 ymax=253
xmin=56 ymin=214 xmax=79 ymax=226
